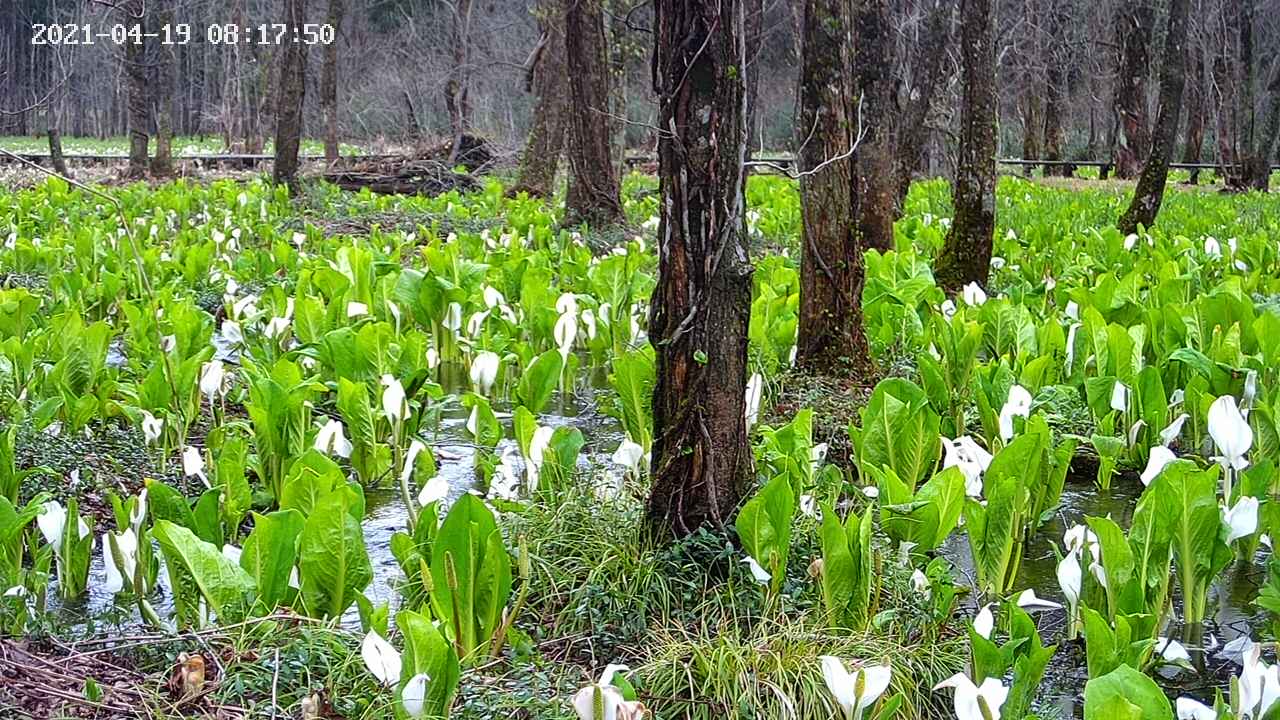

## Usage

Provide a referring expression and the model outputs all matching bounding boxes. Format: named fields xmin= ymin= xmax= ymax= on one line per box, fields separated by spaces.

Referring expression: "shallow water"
xmin=48 ymin=360 xmax=626 ymax=633
xmin=941 ymin=469 xmax=1268 ymax=717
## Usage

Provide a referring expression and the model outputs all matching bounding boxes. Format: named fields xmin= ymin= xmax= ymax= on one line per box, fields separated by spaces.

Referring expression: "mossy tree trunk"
xmin=1118 ymin=0 xmax=1190 ymax=233
xmin=795 ymin=0 xmax=870 ymax=373
xmin=932 ymin=0 xmax=996 ymax=294
xmin=852 ymin=0 xmax=897 ymax=251
xmin=647 ymin=0 xmax=753 ymax=538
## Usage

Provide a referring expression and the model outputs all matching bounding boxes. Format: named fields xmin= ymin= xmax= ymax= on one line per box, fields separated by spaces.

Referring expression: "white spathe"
xmin=998 ymin=385 xmax=1033 ymax=442
xmin=401 ymin=673 xmax=430 ymax=718
xmin=745 ymin=373 xmax=764 ymax=429
xmin=314 ymin=418 xmax=354 ymax=459
xmin=141 ymin=411 xmax=163 ymax=445
xmin=1140 ymin=446 xmax=1177 ymax=486
xmin=973 ymin=605 xmax=994 ymax=639
xmin=1057 ymin=550 xmax=1082 ymax=608
xmin=470 ymin=351 xmax=501 ymax=395
xmin=1208 ymin=395 xmax=1253 ymax=471
xmin=934 ymin=673 xmax=1010 ymax=720
xmin=199 ymin=360 xmax=225 ymax=398
xmin=182 ymin=446 xmax=209 ymax=486
xmin=1175 ymin=697 xmax=1216 ymax=720
xmin=1223 ymin=496 xmax=1260 ymax=544
xmin=742 ymin=556 xmax=772 ymax=585
xmin=1015 ymin=588 xmax=1063 ymax=612
xmin=381 ymin=374 xmax=409 ymax=424
xmin=611 ymin=440 xmax=645 ymax=475
xmin=942 ymin=436 xmax=994 ymax=498
xmin=1161 ymin=413 xmax=1190 ymax=446
xmin=819 ymin=655 xmax=892 ymax=716
xmin=361 ymin=631 xmax=402 ymax=687
xmin=961 ymin=283 xmax=987 ymax=306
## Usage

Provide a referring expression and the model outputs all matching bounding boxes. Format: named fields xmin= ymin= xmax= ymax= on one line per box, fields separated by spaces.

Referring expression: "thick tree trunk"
xmin=1113 ymin=2 xmax=1154 ymax=179
xmin=932 ymin=0 xmax=996 ymax=294
xmin=124 ymin=0 xmax=150 ymax=179
xmin=272 ymin=0 xmax=309 ymax=190
xmin=1181 ymin=46 xmax=1206 ymax=184
xmin=851 ymin=0 xmax=896 ymax=250
xmin=607 ymin=3 xmax=631 ymax=174
xmin=796 ymin=0 xmax=870 ymax=373
xmin=1117 ymin=0 xmax=1190 ymax=233
xmin=150 ymin=0 xmax=176 ymax=177
xmin=321 ymin=0 xmax=345 ymax=162
xmin=445 ymin=0 xmax=474 ymax=162
xmin=564 ymin=0 xmax=623 ymax=226
xmin=647 ymin=0 xmax=753 ymax=538
xmin=511 ymin=0 xmax=568 ymax=198
xmin=896 ymin=0 xmax=953 ymax=202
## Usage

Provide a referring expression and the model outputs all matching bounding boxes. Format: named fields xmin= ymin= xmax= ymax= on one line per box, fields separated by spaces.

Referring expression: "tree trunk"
xmin=647 ymin=0 xmax=753 ymax=538
xmin=150 ymin=0 xmax=177 ymax=177
xmin=1042 ymin=3 xmax=1068 ymax=176
xmin=124 ymin=0 xmax=150 ymax=179
xmin=744 ymin=0 xmax=765 ymax=160
xmin=895 ymin=0 xmax=953 ymax=202
xmin=402 ymin=90 xmax=422 ymax=140
xmin=932 ymin=0 xmax=996 ymax=294
xmin=1181 ymin=44 xmax=1206 ymax=184
xmin=272 ymin=0 xmax=309 ymax=190
xmin=851 ymin=0 xmax=897 ymax=250
xmin=796 ymin=0 xmax=871 ymax=374
xmin=1113 ymin=1 xmax=1154 ymax=179
xmin=47 ymin=127 xmax=69 ymax=178
xmin=1117 ymin=0 xmax=1190 ymax=233
xmin=564 ymin=0 xmax=623 ymax=227
xmin=607 ymin=2 xmax=631 ymax=174
xmin=321 ymin=0 xmax=345 ymax=162
xmin=445 ymin=0 xmax=475 ymax=162
xmin=511 ymin=0 xmax=568 ymax=198
xmin=1021 ymin=94 xmax=1042 ymax=177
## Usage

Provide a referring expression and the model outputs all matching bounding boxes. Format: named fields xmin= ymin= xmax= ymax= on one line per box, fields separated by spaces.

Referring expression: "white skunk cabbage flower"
xmin=1140 ymin=446 xmax=1177 ymax=486
xmin=998 ymin=385 xmax=1033 ymax=442
xmin=314 ymin=418 xmax=354 ymax=458
xmin=470 ymin=351 xmax=500 ymax=395
xmin=361 ymin=631 xmax=402 ymax=687
xmin=934 ymin=673 xmax=1009 ymax=720
xmin=1208 ymin=395 xmax=1253 ymax=471
xmin=381 ymin=375 xmax=409 ymax=424
xmin=819 ymin=655 xmax=892 ymax=718
xmin=745 ymin=373 xmax=764 ymax=430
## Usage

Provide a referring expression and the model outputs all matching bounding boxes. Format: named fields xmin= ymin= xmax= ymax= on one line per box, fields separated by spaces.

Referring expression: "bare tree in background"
xmin=852 ymin=0 xmax=896 ymax=250
xmin=1181 ymin=27 xmax=1207 ymax=184
xmin=150 ymin=0 xmax=177 ymax=177
xmin=1119 ymin=0 xmax=1191 ymax=232
xmin=1042 ymin=1 xmax=1069 ymax=176
xmin=321 ymin=0 xmax=346 ymax=162
xmin=895 ymin=0 xmax=953 ymax=202
xmin=511 ymin=0 xmax=568 ymax=198
xmin=124 ymin=0 xmax=150 ymax=178
xmin=796 ymin=0 xmax=870 ymax=373
xmin=564 ymin=0 xmax=623 ymax=226
xmin=445 ymin=0 xmax=475 ymax=161
xmin=1113 ymin=1 xmax=1154 ymax=178
xmin=273 ymin=0 xmax=309 ymax=189
xmin=647 ymin=0 xmax=752 ymax=538
xmin=933 ymin=0 xmax=996 ymax=293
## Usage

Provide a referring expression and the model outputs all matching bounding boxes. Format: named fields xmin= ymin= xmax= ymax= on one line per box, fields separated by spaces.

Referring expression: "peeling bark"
xmin=647 ymin=0 xmax=753 ymax=538
xmin=1113 ymin=1 xmax=1154 ymax=179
